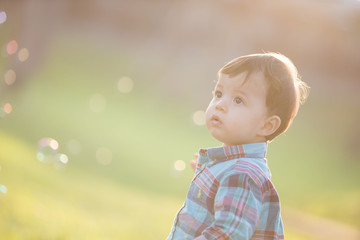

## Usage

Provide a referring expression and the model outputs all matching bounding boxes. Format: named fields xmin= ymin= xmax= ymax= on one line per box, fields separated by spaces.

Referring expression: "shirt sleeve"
xmin=195 ymin=173 xmax=263 ymax=240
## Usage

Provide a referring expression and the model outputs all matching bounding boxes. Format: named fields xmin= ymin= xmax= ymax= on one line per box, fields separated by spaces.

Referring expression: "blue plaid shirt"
xmin=167 ymin=142 xmax=284 ymax=240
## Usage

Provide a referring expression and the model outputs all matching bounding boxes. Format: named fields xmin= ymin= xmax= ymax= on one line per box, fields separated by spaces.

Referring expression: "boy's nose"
xmin=215 ymin=100 xmax=227 ymax=113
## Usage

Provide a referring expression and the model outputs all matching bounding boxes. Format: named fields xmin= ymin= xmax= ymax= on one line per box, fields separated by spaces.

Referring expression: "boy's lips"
xmin=210 ymin=114 xmax=222 ymax=126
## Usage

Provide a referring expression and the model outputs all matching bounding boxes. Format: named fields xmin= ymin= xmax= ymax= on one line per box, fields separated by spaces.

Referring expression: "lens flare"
xmin=18 ymin=48 xmax=29 ymax=62
xmin=6 ymin=40 xmax=18 ymax=55
xmin=96 ymin=147 xmax=113 ymax=165
xmin=4 ymin=69 xmax=16 ymax=85
xmin=0 ymin=11 xmax=6 ymax=24
xmin=117 ymin=76 xmax=134 ymax=93
xmin=193 ymin=110 xmax=206 ymax=126
xmin=174 ymin=160 xmax=186 ymax=171
xmin=89 ymin=93 xmax=106 ymax=112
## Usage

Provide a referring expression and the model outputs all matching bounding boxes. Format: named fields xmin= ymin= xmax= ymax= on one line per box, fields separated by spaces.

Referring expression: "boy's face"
xmin=205 ymin=71 xmax=270 ymax=146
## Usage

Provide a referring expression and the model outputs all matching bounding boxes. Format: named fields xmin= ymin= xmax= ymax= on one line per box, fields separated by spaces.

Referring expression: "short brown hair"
xmin=219 ymin=52 xmax=309 ymax=141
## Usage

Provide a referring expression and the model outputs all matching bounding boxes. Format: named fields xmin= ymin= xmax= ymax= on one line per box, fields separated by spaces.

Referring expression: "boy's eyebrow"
xmin=233 ymin=88 xmax=249 ymax=98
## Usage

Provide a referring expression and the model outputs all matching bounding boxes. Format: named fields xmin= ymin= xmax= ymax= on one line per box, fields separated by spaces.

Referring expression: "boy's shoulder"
xmin=211 ymin=158 xmax=275 ymax=194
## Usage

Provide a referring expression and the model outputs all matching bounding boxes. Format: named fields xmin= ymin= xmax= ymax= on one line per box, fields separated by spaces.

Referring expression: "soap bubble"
xmin=37 ymin=138 xmax=69 ymax=170
xmin=38 ymin=137 xmax=59 ymax=150
xmin=37 ymin=138 xmax=59 ymax=163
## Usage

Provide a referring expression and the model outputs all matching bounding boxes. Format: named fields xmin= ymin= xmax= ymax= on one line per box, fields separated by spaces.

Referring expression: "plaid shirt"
xmin=167 ymin=142 xmax=284 ymax=240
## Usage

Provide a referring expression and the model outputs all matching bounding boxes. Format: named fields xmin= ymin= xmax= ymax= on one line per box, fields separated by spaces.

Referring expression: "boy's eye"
xmin=214 ymin=91 xmax=222 ymax=98
xmin=234 ymin=97 xmax=243 ymax=104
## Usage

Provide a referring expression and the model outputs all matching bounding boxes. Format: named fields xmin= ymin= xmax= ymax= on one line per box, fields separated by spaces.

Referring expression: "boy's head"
xmin=205 ymin=52 xmax=309 ymax=146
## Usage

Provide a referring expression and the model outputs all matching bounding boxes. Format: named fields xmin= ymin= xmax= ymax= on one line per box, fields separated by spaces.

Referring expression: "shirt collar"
xmin=199 ymin=142 xmax=267 ymax=162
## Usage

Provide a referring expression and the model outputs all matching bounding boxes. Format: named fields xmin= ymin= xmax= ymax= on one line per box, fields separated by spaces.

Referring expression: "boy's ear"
xmin=259 ymin=115 xmax=281 ymax=137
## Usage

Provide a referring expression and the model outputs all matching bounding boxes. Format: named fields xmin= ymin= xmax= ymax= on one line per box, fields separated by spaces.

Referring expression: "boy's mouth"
xmin=210 ymin=114 xmax=222 ymax=126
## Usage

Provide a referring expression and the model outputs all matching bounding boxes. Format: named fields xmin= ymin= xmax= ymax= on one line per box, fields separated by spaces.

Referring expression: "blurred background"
xmin=1 ymin=0 xmax=360 ymax=239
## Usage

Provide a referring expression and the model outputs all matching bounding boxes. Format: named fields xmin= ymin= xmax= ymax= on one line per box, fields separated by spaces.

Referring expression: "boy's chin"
xmin=207 ymin=129 xmax=240 ymax=145
xmin=210 ymin=134 xmax=230 ymax=146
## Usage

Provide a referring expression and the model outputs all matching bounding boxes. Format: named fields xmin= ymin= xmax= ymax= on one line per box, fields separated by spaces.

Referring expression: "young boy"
xmin=167 ymin=53 xmax=309 ymax=240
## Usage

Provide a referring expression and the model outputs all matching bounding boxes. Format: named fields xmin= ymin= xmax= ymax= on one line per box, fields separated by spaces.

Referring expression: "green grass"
xmin=0 ymin=130 xmax=183 ymax=239
xmin=1 ymin=37 xmax=359 ymax=239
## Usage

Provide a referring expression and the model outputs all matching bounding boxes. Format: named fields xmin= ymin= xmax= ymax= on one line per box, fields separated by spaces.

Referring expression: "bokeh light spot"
xmin=66 ymin=139 xmax=82 ymax=155
xmin=4 ymin=69 xmax=16 ymax=85
xmin=0 ymin=103 xmax=12 ymax=117
xmin=193 ymin=110 xmax=206 ymax=126
xmin=0 ymin=11 xmax=6 ymax=24
xmin=6 ymin=40 xmax=18 ymax=55
xmin=174 ymin=160 xmax=186 ymax=171
xmin=96 ymin=147 xmax=113 ymax=165
xmin=3 ymin=103 xmax=12 ymax=114
xmin=18 ymin=48 xmax=29 ymax=62
xmin=0 ymin=185 xmax=7 ymax=195
xmin=117 ymin=76 xmax=134 ymax=93
xmin=89 ymin=93 xmax=106 ymax=112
